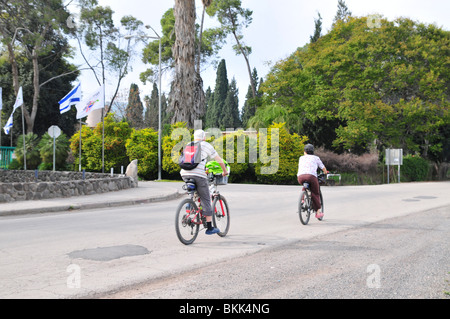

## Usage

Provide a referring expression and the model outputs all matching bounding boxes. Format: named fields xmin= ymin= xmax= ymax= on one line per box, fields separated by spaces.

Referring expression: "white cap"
xmin=194 ymin=130 xmax=206 ymax=141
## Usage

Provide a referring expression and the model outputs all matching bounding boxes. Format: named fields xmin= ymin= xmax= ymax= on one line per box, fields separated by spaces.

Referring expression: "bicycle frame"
xmin=183 ymin=175 xmax=225 ymax=226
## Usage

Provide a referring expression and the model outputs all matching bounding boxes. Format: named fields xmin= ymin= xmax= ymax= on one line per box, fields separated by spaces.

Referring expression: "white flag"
xmin=76 ymin=85 xmax=105 ymax=119
xmin=59 ymin=83 xmax=81 ymax=114
xmin=3 ymin=113 xmax=13 ymax=135
xmin=0 ymin=87 xmax=3 ymax=111
xmin=13 ymin=87 xmax=23 ymax=112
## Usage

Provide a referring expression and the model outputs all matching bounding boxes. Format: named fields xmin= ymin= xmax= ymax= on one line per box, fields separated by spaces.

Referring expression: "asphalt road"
xmin=102 ymin=206 xmax=448 ymax=299
xmin=0 ymin=181 xmax=449 ymax=299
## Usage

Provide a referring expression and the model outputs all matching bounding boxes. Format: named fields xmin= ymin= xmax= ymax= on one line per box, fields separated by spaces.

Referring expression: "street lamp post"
xmin=125 ymin=25 xmax=162 ymax=180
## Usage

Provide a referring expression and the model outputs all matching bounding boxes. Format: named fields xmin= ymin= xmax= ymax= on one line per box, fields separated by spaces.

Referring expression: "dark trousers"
xmin=298 ymin=174 xmax=321 ymax=211
xmin=182 ymin=175 xmax=212 ymax=216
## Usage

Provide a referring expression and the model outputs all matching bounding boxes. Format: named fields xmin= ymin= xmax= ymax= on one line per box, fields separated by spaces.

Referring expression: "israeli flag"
xmin=59 ymin=83 xmax=81 ymax=114
xmin=3 ymin=113 xmax=13 ymax=135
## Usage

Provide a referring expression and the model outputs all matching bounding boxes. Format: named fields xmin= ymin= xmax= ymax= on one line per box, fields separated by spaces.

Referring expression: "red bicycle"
xmin=175 ymin=174 xmax=230 ymax=245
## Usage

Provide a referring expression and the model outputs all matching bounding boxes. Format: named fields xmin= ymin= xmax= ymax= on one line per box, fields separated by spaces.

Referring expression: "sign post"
xmin=385 ymin=149 xmax=403 ymax=184
xmin=48 ymin=126 xmax=61 ymax=171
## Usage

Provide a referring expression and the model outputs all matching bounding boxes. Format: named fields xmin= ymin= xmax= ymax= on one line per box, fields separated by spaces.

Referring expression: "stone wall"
xmin=0 ymin=170 xmax=137 ymax=203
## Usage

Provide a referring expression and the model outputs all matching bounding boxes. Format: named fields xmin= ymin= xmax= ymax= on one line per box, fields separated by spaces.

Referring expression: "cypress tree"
xmin=206 ymin=59 xmax=228 ymax=128
xmin=144 ymin=82 xmax=159 ymax=129
xmin=221 ymin=77 xmax=240 ymax=129
xmin=241 ymin=68 xmax=260 ymax=128
xmin=126 ymin=83 xmax=144 ymax=129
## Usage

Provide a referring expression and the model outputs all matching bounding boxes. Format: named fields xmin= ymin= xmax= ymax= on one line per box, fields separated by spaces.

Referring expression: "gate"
xmin=0 ymin=147 xmax=15 ymax=169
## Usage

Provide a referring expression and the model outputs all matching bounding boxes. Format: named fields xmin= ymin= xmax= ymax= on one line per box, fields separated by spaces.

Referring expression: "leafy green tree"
xmin=258 ymin=16 xmax=449 ymax=163
xmin=0 ymin=0 xmax=78 ymax=134
xmin=77 ymin=0 xmax=144 ymax=109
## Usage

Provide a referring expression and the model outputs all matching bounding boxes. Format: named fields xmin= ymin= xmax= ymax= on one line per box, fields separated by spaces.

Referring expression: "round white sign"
xmin=48 ymin=125 xmax=62 ymax=138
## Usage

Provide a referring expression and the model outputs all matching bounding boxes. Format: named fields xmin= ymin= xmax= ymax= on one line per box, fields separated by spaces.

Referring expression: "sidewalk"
xmin=0 ymin=181 xmax=185 ymax=217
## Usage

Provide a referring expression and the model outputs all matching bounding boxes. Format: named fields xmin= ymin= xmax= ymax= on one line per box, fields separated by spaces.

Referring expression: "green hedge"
xmin=402 ymin=155 xmax=429 ymax=182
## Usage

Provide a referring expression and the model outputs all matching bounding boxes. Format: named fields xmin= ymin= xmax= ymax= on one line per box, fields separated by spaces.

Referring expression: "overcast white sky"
xmin=69 ymin=0 xmax=450 ymax=110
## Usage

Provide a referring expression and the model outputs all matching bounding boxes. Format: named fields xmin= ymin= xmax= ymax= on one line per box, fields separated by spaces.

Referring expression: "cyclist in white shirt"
xmin=180 ymin=130 xmax=228 ymax=235
xmin=297 ymin=144 xmax=328 ymax=219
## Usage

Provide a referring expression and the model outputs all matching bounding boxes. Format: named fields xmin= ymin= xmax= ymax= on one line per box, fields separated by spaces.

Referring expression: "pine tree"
xmin=126 ymin=83 xmax=144 ymax=129
xmin=206 ymin=59 xmax=228 ymax=128
xmin=220 ymin=77 xmax=241 ymax=129
xmin=333 ymin=0 xmax=352 ymax=25
xmin=310 ymin=12 xmax=322 ymax=43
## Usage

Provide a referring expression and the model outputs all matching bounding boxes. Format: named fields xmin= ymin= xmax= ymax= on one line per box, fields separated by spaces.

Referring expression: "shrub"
xmin=69 ymin=113 xmax=132 ymax=172
xmin=315 ymin=148 xmax=379 ymax=174
xmin=126 ymin=128 xmax=158 ymax=180
xmin=38 ymin=133 xmax=71 ymax=170
xmin=211 ymin=130 xmax=253 ymax=183
xmin=255 ymin=123 xmax=308 ymax=184
xmin=14 ymin=133 xmax=41 ymax=170
xmin=162 ymin=122 xmax=190 ymax=177
xmin=402 ymin=155 xmax=429 ymax=181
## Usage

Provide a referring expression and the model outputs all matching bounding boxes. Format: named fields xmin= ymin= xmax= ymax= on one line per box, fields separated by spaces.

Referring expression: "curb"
xmin=0 ymin=190 xmax=184 ymax=217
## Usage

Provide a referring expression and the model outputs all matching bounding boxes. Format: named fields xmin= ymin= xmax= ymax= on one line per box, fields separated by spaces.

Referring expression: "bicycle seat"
xmin=184 ymin=179 xmax=197 ymax=192
xmin=303 ymin=182 xmax=310 ymax=189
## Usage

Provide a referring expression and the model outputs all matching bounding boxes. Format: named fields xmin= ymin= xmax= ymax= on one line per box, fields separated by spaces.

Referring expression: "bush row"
xmin=58 ymin=115 xmax=433 ymax=185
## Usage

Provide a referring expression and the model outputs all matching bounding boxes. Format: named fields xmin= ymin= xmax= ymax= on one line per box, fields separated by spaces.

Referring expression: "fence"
xmin=0 ymin=147 xmax=15 ymax=170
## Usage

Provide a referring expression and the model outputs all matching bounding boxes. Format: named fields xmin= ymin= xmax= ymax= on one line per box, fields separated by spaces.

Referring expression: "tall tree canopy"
xmin=207 ymin=0 xmax=255 ymax=97
xmin=0 ymin=0 xmax=77 ymax=134
xmin=258 ymin=16 xmax=450 ymax=163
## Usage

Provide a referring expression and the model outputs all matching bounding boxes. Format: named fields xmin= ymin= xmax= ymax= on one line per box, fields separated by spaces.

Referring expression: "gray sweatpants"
xmin=182 ymin=175 xmax=212 ymax=216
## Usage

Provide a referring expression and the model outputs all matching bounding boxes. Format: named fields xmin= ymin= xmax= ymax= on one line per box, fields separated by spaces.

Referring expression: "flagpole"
xmin=79 ymin=119 xmax=82 ymax=172
xmin=102 ymin=84 xmax=105 ymax=174
xmin=21 ymin=104 xmax=26 ymax=170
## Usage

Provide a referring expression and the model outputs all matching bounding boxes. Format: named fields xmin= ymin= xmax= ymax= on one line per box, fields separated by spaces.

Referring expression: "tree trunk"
xmin=27 ymin=50 xmax=40 ymax=134
xmin=7 ymin=43 xmax=20 ymax=95
xmin=170 ymin=0 xmax=205 ymax=128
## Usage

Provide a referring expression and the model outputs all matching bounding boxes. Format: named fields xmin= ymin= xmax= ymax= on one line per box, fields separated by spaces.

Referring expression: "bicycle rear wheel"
xmin=175 ymin=198 xmax=200 ymax=245
xmin=212 ymin=195 xmax=230 ymax=237
xmin=298 ymin=190 xmax=311 ymax=225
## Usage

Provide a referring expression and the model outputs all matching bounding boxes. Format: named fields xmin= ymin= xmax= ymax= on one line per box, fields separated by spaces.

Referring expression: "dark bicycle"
xmin=298 ymin=173 xmax=326 ymax=225
xmin=175 ymin=173 xmax=230 ymax=245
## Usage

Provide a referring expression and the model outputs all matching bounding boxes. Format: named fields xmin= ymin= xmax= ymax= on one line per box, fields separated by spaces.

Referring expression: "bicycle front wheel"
xmin=318 ymin=190 xmax=324 ymax=221
xmin=175 ymin=198 xmax=200 ymax=245
xmin=212 ymin=195 xmax=230 ymax=237
xmin=298 ymin=190 xmax=311 ymax=225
